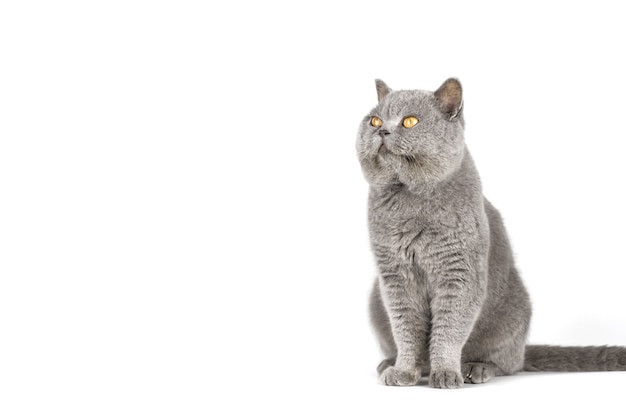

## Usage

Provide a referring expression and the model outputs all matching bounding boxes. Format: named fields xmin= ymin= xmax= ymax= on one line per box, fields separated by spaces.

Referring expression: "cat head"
xmin=356 ymin=78 xmax=466 ymax=188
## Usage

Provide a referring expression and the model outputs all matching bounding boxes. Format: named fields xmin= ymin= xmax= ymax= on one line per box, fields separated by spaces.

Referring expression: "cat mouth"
xmin=377 ymin=145 xmax=422 ymax=166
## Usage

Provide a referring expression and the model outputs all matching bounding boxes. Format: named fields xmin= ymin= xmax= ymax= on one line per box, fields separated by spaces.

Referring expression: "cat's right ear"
xmin=434 ymin=78 xmax=463 ymax=120
xmin=375 ymin=79 xmax=392 ymax=103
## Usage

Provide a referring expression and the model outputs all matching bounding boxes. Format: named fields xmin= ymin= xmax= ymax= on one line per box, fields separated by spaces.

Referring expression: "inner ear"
xmin=434 ymin=78 xmax=463 ymax=119
xmin=375 ymin=79 xmax=392 ymax=103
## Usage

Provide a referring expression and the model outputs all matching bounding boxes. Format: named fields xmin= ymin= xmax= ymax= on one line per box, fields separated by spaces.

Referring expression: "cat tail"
xmin=524 ymin=345 xmax=626 ymax=372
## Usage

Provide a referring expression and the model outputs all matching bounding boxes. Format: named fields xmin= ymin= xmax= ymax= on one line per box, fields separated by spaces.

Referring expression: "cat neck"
xmin=370 ymin=146 xmax=482 ymax=200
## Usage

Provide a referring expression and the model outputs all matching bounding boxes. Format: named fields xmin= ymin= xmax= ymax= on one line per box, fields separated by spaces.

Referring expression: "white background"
xmin=2 ymin=1 xmax=626 ymax=415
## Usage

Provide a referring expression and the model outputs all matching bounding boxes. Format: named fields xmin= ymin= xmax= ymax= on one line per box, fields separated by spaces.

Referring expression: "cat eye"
xmin=402 ymin=116 xmax=419 ymax=128
xmin=371 ymin=116 xmax=383 ymax=127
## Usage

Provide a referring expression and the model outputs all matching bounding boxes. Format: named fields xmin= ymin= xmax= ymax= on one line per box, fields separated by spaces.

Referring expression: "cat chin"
xmin=376 ymin=146 xmax=411 ymax=161
xmin=365 ymin=145 xmax=460 ymax=187
xmin=389 ymin=158 xmax=458 ymax=187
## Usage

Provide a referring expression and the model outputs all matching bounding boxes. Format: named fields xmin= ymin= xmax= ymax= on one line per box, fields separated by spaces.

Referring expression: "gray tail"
xmin=524 ymin=345 xmax=626 ymax=372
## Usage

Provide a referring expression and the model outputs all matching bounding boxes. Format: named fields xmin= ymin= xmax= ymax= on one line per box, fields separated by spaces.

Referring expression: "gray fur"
xmin=524 ymin=345 xmax=626 ymax=372
xmin=356 ymin=78 xmax=626 ymax=388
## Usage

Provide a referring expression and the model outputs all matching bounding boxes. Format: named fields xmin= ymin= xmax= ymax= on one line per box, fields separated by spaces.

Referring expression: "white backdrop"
xmin=2 ymin=1 xmax=626 ymax=415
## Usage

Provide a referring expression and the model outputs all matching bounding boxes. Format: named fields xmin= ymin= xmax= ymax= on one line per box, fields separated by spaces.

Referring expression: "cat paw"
xmin=376 ymin=357 xmax=396 ymax=375
xmin=429 ymin=367 xmax=464 ymax=389
xmin=379 ymin=366 xmax=421 ymax=386
xmin=462 ymin=362 xmax=496 ymax=384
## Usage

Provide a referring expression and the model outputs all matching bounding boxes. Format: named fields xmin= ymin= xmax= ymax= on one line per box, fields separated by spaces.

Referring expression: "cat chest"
xmin=368 ymin=191 xmax=474 ymax=271
xmin=370 ymin=217 xmax=429 ymax=265
xmin=370 ymin=213 xmax=470 ymax=272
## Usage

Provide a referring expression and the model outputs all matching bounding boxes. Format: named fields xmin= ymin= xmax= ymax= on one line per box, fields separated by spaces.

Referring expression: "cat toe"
xmin=429 ymin=367 xmax=464 ymax=389
xmin=462 ymin=362 xmax=496 ymax=384
xmin=379 ymin=366 xmax=421 ymax=386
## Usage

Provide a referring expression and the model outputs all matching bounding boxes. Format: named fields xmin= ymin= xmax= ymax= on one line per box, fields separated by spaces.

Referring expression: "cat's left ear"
xmin=434 ymin=78 xmax=463 ymax=120
xmin=375 ymin=79 xmax=392 ymax=103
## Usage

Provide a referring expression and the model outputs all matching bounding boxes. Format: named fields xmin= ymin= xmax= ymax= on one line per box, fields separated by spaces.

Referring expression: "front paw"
xmin=379 ymin=366 xmax=421 ymax=386
xmin=429 ymin=367 xmax=464 ymax=389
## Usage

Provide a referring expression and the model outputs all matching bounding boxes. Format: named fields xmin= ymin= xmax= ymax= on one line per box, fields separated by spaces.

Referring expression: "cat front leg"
xmin=428 ymin=265 xmax=486 ymax=389
xmin=377 ymin=270 xmax=429 ymax=386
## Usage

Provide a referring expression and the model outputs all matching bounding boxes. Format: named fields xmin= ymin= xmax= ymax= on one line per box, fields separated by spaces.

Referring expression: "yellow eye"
xmin=402 ymin=116 xmax=419 ymax=128
xmin=371 ymin=116 xmax=383 ymax=127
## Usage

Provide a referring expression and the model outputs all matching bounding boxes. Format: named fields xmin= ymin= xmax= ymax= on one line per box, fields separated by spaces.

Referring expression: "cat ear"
xmin=375 ymin=79 xmax=392 ymax=103
xmin=434 ymin=78 xmax=463 ymax=120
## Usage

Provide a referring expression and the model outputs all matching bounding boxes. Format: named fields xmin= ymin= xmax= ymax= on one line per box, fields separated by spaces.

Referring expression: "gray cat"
xmin=356 ymin=78 xmax=626 ymax=388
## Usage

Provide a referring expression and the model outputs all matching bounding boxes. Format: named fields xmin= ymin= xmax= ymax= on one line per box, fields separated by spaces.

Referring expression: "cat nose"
xmin=379 ymin=129 xmax=390 ymax=138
